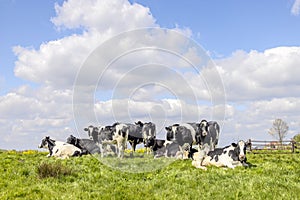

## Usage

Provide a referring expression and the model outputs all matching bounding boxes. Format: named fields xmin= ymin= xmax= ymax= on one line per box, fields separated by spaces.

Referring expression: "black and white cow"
xmin=153 ymin=140 xmax=195 ymax=159
xmin=84 ymin=124 xmax=119 ymax=158
xmin=198 ymin=120 xmax=220 ymax=151
xmin=165 ymin=123 xmax=200 ymax=158
xmin=126 ymin=122 xmax=144 ymax=154
xmin=137 ymin=121 xmax=156 ymax=154
xmin=151 ymin=139 xmax=165 ymax=152
xmin=38 ymin=136 xmax=81 ymax=159
xmin=153 ymin=141 xmax=182 ymax=159
xmin=66 ymin=135 xmax=101 ymax=155
xmin=192 ymin=140 xmax=249 ymax=170
xmin=165 ymin=120 xmax=220 ymax=158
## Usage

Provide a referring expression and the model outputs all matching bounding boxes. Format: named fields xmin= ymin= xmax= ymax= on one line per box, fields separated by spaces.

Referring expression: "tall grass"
xmin=37 ymin=162 xmax=75 ymax=179
xmin=0 ymin=149 xmax=299 ymax=199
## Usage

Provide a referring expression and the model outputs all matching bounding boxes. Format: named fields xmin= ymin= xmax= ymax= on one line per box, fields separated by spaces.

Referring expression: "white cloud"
xmin=291 ymin=0 xmax=300 ymax=16
xmin=216 ymin=47 xmax=300 ymax=101
xmin=51 ymin=0 xmax=156 ymax=32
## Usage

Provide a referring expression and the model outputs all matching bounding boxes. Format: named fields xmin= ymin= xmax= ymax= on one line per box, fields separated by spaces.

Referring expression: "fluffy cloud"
xmin=216 ymin=47 xmax=300 ymax=101
xmin=51 ymin=0 xmax=156 ymax=32
xmin=291 ymin=0 xmax=300 ymax=16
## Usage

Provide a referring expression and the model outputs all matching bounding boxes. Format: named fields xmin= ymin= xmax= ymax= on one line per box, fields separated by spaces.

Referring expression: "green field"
xmin=0 ymin=150 xmax=299 ymax=200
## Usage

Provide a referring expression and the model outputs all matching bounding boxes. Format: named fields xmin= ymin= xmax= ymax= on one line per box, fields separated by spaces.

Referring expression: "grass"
xmin=0 ymin=149 xmax=299 ymax=199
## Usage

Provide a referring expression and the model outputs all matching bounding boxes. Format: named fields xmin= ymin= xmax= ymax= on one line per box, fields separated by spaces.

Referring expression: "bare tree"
xmin=268 ymin=119 xmax=289 ymax=144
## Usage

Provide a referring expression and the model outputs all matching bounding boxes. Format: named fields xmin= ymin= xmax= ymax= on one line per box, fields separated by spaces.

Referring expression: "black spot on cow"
xmin=228 ymin=150 xmax=239 ymax=161
xmin=214 ymin=155 xmax=219 ymax=162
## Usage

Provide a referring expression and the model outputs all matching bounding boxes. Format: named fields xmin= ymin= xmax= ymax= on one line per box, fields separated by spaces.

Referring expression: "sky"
xmin=1 ymin=0 xmax=300 ymax=150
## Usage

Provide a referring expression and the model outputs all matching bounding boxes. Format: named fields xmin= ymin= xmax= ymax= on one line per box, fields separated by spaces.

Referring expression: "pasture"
xmin=0 ymin=149 xmax=300 ymax=200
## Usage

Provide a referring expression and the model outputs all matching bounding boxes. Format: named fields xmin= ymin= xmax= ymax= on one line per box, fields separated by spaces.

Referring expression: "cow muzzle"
xmin=239 ymin=154 xmax=246 ymax=161
xmin=202 ymin=131 xmax=208 ymax=136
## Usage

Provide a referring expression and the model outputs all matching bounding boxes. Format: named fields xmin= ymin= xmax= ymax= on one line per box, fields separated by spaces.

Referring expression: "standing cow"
xmin=136 ymin=121 xmax=156 ymax=154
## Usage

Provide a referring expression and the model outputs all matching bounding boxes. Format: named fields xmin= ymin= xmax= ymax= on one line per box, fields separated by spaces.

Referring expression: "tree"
xmin=268 ymin=119 xmax=289 ymax=144
xmin=293 ymin=133 xmax=300 ymax=143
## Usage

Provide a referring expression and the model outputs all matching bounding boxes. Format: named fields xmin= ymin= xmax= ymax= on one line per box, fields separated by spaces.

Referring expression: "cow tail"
xmin=215 ymin=123 xmax=220 ymax=146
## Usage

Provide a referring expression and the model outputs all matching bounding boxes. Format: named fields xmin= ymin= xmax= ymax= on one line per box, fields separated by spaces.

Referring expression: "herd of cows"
xmin=38 ymin=119 xmax=250 ymax=170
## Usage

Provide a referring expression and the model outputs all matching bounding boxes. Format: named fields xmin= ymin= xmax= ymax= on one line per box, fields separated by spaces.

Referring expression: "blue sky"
xmin=0 ymin=0 xmax=300 ymax=150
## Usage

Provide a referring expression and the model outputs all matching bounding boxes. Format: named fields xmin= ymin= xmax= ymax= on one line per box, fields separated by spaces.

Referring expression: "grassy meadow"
xmin=0 ymin=149 xmax=300 ymax=200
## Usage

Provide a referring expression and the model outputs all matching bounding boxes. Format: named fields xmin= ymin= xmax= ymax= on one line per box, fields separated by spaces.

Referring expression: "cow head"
xmin=144 ymin=137 xmax=155 ymax=147
xmin=232 ymin=140 xmax=248 ymax=162
xmin=135 ymin=121 xmax=144 ymax=127
xmin=199 ymin=119 xmax=208 ymax=136
xmin=39 ymin=136 xmax=50 ymax=149
xmin=66 ymin=135 xmax=77 ymax=145
xmin=165 ymin=124 xmax=179 ymax=141
xmin=38 ymin=136 xmax=55 ymax=149
xmin=84 ymin=125 xmax=99 ymax=140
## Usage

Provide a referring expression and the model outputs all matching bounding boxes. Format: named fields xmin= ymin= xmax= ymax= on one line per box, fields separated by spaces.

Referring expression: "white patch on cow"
xmin=114 ymin=123 xmax=128 ymax=158
xmin=238 ymin=140 xmax=246 ymax=161
xmin=171 ymin=126 xmax=177 ymax=138
xmin=47 ymin=140 xmax=81 ymax=159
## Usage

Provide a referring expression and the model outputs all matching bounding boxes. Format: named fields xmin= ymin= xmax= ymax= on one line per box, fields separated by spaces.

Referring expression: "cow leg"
xmin=99 ymin=143 xmax=105 ymax=157
xmin=192 ymin=160 xmax=207 ymax=170
xmin=131 ymin=141 xmax=137 ymax=157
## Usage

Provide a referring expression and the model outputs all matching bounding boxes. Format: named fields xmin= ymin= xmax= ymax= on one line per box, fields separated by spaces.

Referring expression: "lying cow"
xmin=192 ymin=140 xmax=249 ymax=170
xmin=38 ymin=136 xmax=81 ymax=159
xmin=66 ymin=135 xmax=101 ymax=155
xmin=153 ymin=140 xmax=197 ymax=159
xmin=154 ymin=141 xmax=184 ymax=159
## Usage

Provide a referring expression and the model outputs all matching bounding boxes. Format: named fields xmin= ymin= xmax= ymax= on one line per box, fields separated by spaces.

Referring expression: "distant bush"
xmin=37 ymin=162 xmax=75 ymax=179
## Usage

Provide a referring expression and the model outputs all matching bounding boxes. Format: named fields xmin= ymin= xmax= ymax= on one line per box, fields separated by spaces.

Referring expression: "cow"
xmin=198 ymin=120 xmax=220 ymax=151
xmin=126 ymin=122 xmax=144 ymax=154
xmin=153 ymin=140 xmax=197 ymax=159
xmin=136 ymin=121 xmax=156 ymax=154
xmin=113 ymin=123 xmax=131 ymax=158
xmin=192 ymin=140 xmax=249 ymax=170
xmin=165 ymin=120 xmax=220 ymax=159
xmin=38 ymin=136 xmax=81 ymax=159
xmin=151 ymin=139 xmax=165 ymax=152
xmin=84 ymin=124 xmax=119 ymax=158
xmin=84 ymin=125 xmax=99 ymax=141
xmin=153 ymin=141 xmax=184 ymax=159
xmin=165 ymin=123 xmax=200 ymax=158
xmin=66 ymin=135 xmax=101 ymax=155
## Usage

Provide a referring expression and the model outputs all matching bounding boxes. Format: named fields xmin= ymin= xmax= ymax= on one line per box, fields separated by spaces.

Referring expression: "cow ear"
xmin=165 ymin=127 xmax=170 ymax=131
xmin=84 ymin=128 xmax=88 ymax=131
xmin=231 ymin=143 xmax=237 ymax=147
xmin=245 ymin=141 xmax=250 ymax=147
